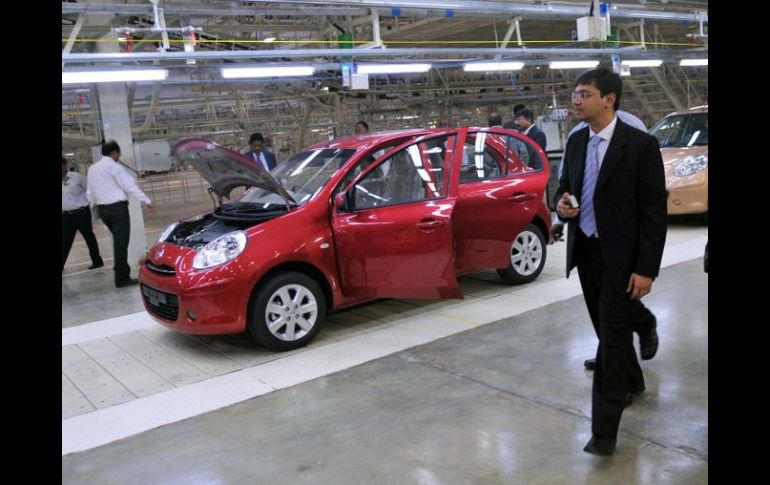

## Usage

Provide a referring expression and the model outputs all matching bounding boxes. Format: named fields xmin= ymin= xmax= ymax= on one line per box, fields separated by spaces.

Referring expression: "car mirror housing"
xmin=335 ymin=192 xmax=349 ymax=212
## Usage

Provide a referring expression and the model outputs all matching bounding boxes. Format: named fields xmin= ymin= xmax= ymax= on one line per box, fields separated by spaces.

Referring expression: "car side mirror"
xmin=335 ymin=191 xmax=352 ymax=212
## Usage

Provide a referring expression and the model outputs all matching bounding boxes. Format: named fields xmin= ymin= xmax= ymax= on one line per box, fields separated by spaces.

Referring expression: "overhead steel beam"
xmin=61 ymin=2 xmax=707 ymax=22
xmin=61 ymin=3 xmax=370 ymax=17
xmin=252 ymin=1 xmax=707 ymax=22
xmin=62 ymin=46 xmax=706 ymax=64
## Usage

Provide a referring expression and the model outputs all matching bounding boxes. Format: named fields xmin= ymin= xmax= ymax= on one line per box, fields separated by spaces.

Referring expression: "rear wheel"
xmin=248 ymin=271 xmax=326 ymax=351
xmin=496 ymin=223 xmax=546 ymax=284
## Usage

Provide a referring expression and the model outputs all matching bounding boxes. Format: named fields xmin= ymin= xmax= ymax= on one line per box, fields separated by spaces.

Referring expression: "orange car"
xmin=649 ymin=106 xmax=708 ymax=215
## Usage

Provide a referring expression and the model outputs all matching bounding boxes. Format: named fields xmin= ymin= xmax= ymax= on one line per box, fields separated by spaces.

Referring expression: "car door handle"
xmin=416 ymin=219 xmax=445 ymax=230
xmin=507 ymin=192 xmax=537 ymax=203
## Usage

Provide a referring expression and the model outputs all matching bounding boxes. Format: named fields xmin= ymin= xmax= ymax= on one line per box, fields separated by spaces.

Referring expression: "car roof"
xmin=666 ymin=105 xmax=708 ymax=117
xmin=302 ymin=128 xmax=452 ymax=151
xmin=302 ymin=126 xmax=523 ymax=152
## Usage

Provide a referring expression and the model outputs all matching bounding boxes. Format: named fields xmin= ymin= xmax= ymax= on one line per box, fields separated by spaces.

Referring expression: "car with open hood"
xmin=139 ymin=127 xmax=552 ymax=351
xmin=649 ymin=106 xmax=708 ymax=216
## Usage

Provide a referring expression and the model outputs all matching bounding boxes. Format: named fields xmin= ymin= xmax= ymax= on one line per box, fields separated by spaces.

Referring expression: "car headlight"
xmin=192 ymin=231 xmax=248 ymax=270
xmin=674 ymin=155 xmax=708 ymax=177
xmin=157 ymin=222 xmax=179 ymax=243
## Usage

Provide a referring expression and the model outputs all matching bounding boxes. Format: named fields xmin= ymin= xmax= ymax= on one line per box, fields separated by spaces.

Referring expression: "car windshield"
xmin=239 ymin=148 xmax=357 ymax=206
xmin=650 ymin=113 xmax=708 ymax=147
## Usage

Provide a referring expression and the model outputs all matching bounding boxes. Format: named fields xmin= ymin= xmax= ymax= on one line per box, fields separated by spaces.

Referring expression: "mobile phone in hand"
xmin=567 ymin=195 xmax=579 ymax=208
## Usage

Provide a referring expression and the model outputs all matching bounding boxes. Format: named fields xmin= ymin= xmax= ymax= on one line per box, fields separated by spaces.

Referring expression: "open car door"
xmin=331 ymin=133 xmax=463 ymax=300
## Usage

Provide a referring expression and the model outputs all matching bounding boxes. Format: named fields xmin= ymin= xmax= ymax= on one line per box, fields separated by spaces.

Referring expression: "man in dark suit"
xmin=244 ymin=132 xmax=277 ymax=171
xmin=513 ymin=108 xmax=547 ymax=150
xmin=555 ymin=67 xmax=667 ymax=456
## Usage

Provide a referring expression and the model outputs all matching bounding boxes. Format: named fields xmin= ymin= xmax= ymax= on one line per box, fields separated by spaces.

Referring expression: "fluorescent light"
xmin=221 ymin=66 xmax=315 ymax=78
xmin=679 ymin=58 xmax=708 ymax=67
xmin=263 ymin=37 xmax=276 ymax=43
xmin=357 ymin=63 xmax=432 ymax=74
xmin=463 ymin=61 xmax=524 ymax=72
xmin=549 ymin=60 xmax=600 ymax=69
xmin=62 ymin=69 xmax=168 ymax=84
xmin=621 ymin=59 xmax=663 ymax=67
xmin=64 ymin=152 xmax=75 ymax=157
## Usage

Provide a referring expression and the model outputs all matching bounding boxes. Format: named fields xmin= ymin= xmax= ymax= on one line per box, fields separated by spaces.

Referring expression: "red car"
xmin=139 ymin=128 xmax=552 ymax=351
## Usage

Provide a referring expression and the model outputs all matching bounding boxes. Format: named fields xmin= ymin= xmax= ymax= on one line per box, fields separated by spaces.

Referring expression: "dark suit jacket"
xmin=244 ymin=149 xmax=277 ymax=171
xmin=556 ymin=119 xmax=667 ymax=285
xmin=526 ymin=125 xmax=547 ymax=150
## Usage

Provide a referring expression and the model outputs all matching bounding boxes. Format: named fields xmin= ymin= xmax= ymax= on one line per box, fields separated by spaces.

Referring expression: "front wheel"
xmin=248 ymin=271 xmax=326 ymax=351
xmin=496 ymin=223 xmax=547 ymax=285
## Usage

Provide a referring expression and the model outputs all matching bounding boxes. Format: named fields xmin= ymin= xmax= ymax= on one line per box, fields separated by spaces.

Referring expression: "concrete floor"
xmin=62 ymin=178 xmax=707 ymax=483
xmin=62 ymin=258 xmax=707 ymax=484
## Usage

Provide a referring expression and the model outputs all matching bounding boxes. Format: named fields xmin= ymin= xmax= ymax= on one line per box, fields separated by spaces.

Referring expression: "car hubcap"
xmin=510 ymin=230 xmax=543 ymax=276
xmin=264 ymin=284 xmax=318 ymax=341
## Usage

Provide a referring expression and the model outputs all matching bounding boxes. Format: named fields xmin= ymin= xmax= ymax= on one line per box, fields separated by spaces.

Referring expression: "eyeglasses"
xmin=571 ymin=90 xmax=602 ymax=101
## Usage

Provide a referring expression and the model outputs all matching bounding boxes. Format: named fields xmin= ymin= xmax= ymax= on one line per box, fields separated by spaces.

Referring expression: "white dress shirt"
xmin=86 ymin=156 xmax=152 ymax=205
xmin=62 ymin=171 xmax=90 ymax=212
xmin=587 ymin=115 xmax=618 ymax=169
xmin=252 ymin=152 xmax=270 ymax=171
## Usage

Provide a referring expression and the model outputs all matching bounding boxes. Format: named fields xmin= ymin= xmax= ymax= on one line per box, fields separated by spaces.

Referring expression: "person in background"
xmin=244 ymin=133 xmax=277 ymax=171
xmin=87 ymin=140 xmax=154 ymax=288
xmin=514 ymin=108 xmax=548 ymax=150
xmin=555 ymin=67 xmax=666 ymax=456
xmin=504 ymin=103 xmax=527 ymax=130
xmin=62 ymin=157 xmax=103 ymax=272
xmin=354 ymin=120 xmax=370 ymax=135
xmin=487 ymin=112 xmax=503 ymax=128
xmin=437 ymin=117 xmax=452 ymax=128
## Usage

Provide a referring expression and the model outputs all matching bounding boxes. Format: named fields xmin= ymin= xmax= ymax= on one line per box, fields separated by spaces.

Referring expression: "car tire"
xmin=496 ymin=223 xmax=547 ymax=285
xmin=248 ymin=271 xmax=326 ymax=352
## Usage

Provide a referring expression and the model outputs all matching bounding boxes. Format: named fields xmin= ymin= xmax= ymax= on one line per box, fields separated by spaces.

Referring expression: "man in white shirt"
xmin=87 ymin=140 xmax=154 ymax=288
xmin=62 ymin=157 xmax=103 ymax=272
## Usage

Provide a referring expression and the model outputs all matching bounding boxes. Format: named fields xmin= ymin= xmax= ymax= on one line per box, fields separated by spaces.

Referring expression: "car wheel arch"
xmin=247 ymin=261 xmax=334 ymax=320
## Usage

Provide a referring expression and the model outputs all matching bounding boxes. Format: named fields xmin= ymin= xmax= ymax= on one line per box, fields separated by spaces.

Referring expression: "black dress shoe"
xmin=583 ymin=435 xmax=616 ymax=456
xmin=640 ymin=328 xmax=659 ymax=360
xmin=115 ymin=278 xmax=138 ymax=288
xmin=88 ymin=261 xmax=104 ymax=270
xmin=584 ymin=358 xmax=596 ymax=371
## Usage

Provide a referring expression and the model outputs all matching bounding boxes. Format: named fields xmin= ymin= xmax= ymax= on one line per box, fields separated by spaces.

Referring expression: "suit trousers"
xmin=97 ymin=201 xmax=131 ymax=285
xmin=574 ymin=230 xmax=647 ymax=439
xmin=62 ymin=206 xmax=102 ymax=271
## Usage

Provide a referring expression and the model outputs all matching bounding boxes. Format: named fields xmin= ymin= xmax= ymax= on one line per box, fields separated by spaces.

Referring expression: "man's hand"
xmin=627 ymin=273 xmax=653 ymax=300
xmin=556 ymin=192 xmax=579 ymax=219
xmin=146 ymin=203 xmax=156 ymax=213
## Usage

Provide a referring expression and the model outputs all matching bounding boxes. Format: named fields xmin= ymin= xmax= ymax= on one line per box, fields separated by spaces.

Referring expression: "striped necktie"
xmin=579 ymin=135 xmax=602 ymax=237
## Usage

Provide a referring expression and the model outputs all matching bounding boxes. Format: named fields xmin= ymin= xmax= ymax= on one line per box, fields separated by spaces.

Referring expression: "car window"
xmin=650 ymin=113 xmax=708 ymax=147
xmin=353 ymin=135 xmax=456 ymax=209
xmin=461 ymin=132 xmax=543 ymax=184
xmin=335 ymin=139 xmax=406 ymax=197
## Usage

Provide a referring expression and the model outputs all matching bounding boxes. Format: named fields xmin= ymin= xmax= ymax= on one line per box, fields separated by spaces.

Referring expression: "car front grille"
xmin=141 ymin=284 xmax=179 ymax=321
xmin=146 ymin=261 xmax=176 ymax=276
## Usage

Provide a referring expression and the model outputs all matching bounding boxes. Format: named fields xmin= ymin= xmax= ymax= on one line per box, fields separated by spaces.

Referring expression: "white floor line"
xmin=62 ymin=312 xmax=156 ymax=347
xmin=62 ymin=234 xmax=706 ymax=456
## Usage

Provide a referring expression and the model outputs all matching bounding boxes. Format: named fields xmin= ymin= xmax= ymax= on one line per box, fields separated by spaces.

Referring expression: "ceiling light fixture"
xmin=357 ymin=63 xmax=432 ymax=74
xmin=221 ymin=66 xmax=315 ymax=78
xmin=679 ymin=58 xmax=708 ymax=67
xmin=463 ymin=61 xmax=525 ymax=72
xmin=549 ymin=60 xmax=600 ymax=69
xmin=62 ymin=69 xmax=169 ymax=84
xmin=621 ymin=59 xmax=663 ymax=67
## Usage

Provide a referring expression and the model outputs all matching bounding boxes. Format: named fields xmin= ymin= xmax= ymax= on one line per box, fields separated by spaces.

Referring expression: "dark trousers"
xmin=97 ymin=201 xmax=131 ymax=284
xmin=62 ymin=206 xmax=103 ymax=271
xmin=575 ymin=230 xmax=653 ymax=439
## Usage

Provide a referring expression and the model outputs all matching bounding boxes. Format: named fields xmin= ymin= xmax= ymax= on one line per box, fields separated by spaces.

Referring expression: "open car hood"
xmin=173 ymin=138 xmax=295 ymax=208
